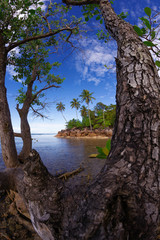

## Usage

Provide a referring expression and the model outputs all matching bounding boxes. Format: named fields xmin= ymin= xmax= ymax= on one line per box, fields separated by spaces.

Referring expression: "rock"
xmin=55 ymin=128 xmax=113 ymax=138
xmin=88 ymin=132 xmax=97 ymax=137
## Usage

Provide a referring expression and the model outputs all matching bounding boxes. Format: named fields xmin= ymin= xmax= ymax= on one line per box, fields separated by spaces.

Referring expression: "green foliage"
xmin=79 ymin=89 xmax=95 ymax=105
xmin=82 ymin=117 xmax=90 ymax=128
xmin=66 ymin=119 xmax=82 ymax=130
xmin=16 ymin=88 xmax=26 ymax=104
xmin=144 ymin=7 xmax=151 ymax=17
xmin=133 ymin=7 xmax=160 ymax=67
xmin=56 ymin=102 xmax=65 ymax=112
xmin=118 ymin=11 xmax=129 ymax=20
xmin=133 ymin=26 xmax=143 ymax=37
xmin=13 ymin=39 xmax=64 ymax=108
xmin=155 ymin=61 xmax=160 ymax=67
xmin=143 ymin=41 xmax=155 ymax=47
xmin=96 ymin=139 xmax=111 ymax=159
xmin=67 ymin=102 xmax=116 ymax=130
xmin=70 ymin=98 xmax=80 ymax=110
xmin=80 ymin=105 xmax=88 ymax=118
xmin=0 ymin=0 xmax=46 ymax=44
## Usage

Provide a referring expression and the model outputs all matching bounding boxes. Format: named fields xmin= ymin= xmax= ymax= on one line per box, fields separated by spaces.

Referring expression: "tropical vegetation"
xmin=79 ymin=89 xmax=95 ymax=130
xmin=66 ymin=97 xmax=116 ymax=130
xmin=70 ymin=98 xmax=80 ymax=119
xmin=56 ymin=102 xmax=67 ymax=122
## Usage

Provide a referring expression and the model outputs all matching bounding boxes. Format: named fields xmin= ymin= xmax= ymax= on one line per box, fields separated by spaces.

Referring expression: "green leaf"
xmin=134 ymin=25 xmax=143 ymax=36
xmin=96 ymin=146 xmax=104 ymax=154
xmin=143 ymin=41 xmax=155 ymax=47
xmin=96 ymin=153 xmax=107 ymax=159
xmin=38 ymin=2 xmax=44 ymax=5
xmin=151 ymin=31 xmax=156 ymax=40
xmin=102 ymin=147 xmax=109 ymax=156
xmin=85 ymin=16 xmax=89 ymax=22
xmin=155 ymin=61 xmax=160 ymax=67
xmin=29 ymin=9 xmax=36 ymax=15
xmin=106 ymin=139 xmax=111 ymax=151
xmin=140 ymin=17 xmax=151 ymax=30
xmin=144 ymin=7 xmax=151 ymax=17
xmin=96 ymin=15 xmax=101 ymax=21
xmin=100 ymin=19 xmax=103 ymax=24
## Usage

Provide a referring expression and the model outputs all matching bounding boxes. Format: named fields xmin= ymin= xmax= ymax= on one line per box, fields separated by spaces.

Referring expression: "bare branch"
xmin=32 ymin=84 xmax=60 ymax=103
xmin=30 ymin=105 xmax=48 ymax=119
xmin=62 ymin=0 xmax=100 ymax=5
xmin=14 ymin=133 xmax=22 ymax=138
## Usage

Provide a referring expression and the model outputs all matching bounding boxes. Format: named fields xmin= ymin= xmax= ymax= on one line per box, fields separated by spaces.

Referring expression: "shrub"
xmin=66 ymin=119 xmax=82 ymax=129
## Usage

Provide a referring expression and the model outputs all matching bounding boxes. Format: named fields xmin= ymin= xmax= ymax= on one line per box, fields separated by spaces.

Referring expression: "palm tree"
xmin=80 ymin=105 xmax=88 ymax=119
xmin=79 ymin=90 xmax=95 ymax=130
xmin=56 ymin=102 xmax=67 ymax=122
xmin=70 ymin=98 xmax=80 ymax=119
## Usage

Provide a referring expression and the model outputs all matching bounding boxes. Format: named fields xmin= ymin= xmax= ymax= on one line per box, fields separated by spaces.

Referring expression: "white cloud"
xmin=7 ymin=65 xmax=23 ymax=83
xmin=75 ymin=38 xmax=117 ymax=85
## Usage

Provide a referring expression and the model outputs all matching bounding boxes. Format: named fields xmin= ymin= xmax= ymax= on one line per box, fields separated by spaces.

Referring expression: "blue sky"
xmin=6 ymin=0 xmax=159 ymax=133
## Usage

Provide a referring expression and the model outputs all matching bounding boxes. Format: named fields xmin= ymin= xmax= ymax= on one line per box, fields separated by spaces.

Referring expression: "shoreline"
xmin=55 ymin=128 xmax=113 ymax=138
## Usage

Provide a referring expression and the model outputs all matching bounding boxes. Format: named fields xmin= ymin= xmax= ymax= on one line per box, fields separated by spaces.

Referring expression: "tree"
xmin=56 ymin=102 xmax=67 ymax=122
xmin=13 ymin=40 xmax=64 ymax=160
xmin=95 ymin=102 xmax=108 ymax=127
xmin=80 ymin=105 xmax=88 ymax=118
xmin=70 ymin=98 xmax=80 ymax=119
xmin=0 ymin=0 xmax=80 ymax=167
xmin=79 ymin=89 xmax=95 ymax=130
xmin=0 ymin=1 xmax=159 ymax=239
xmin=94 ymin=102 xmax=107 ymax=113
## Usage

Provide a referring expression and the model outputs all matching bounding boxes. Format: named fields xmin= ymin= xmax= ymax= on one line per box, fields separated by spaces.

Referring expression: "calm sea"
xmin=0 ymin=134 xmax=108 ymax=177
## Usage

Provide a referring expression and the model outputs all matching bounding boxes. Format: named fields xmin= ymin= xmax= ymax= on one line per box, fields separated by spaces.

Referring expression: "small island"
xmin=56 ymin=127 xmax=113 ymax=138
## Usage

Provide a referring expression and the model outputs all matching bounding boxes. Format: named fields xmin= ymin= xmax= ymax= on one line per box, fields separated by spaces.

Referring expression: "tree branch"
xmin=32 ymin=84 xmax=60 ymax=103
xmin=62 ymin=0 xmax=100 ymax=5
xmin=30 ymin=105 xmax=48 ymax=119
xmin=6 ymin=27 xmax=77 ymax=52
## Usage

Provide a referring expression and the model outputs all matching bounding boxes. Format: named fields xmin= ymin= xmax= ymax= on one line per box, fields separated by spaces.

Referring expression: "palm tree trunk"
xmin=76 ymin=109 xmax=78 ymax=120
xmin=103 ymin=110 xmax=105 ymax=128
xmin=61 ymin=111 xmax=67 ymax=122
xmin=88 ymin=103 xmax=92 ymax=131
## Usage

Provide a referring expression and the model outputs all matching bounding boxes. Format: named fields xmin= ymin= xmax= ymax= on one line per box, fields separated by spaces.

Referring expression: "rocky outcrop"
xmin=55 ymin=128 xmax=113 ymax=138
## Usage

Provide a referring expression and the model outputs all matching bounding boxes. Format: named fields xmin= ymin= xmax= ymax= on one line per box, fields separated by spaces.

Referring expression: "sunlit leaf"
xmin=102 ymin=147 xmax=109 ymax=156
xmin=106 ymin=139 xmax=111 ymax=151
xmin=144 ymin=7 xmax=151 ymax=17
xmin=143 ymin=41 xmax=155 ymax=47
xmin=151 ymin=31 xmax=156 ymax=40
xmin=155 ymin=61 xmax=160 ymax=67
xmin=134 ymin=26 xmax=143 ymax=36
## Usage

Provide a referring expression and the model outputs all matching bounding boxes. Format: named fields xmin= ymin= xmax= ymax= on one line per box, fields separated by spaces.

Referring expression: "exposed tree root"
xmin=58 ymin=167 xmax=84 ymax=180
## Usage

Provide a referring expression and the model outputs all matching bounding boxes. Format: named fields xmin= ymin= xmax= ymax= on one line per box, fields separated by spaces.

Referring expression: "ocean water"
xmin=0 ymin=134 xmax=108 ymax=177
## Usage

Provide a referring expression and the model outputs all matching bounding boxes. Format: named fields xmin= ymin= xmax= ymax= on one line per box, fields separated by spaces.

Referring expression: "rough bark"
xmin=16 ymin=64 xmax=37 ymax=159
xmin=17 ymin=107 xmax=32 ymax=160
xmin=0 ymin=34 xmax=18 ymax=167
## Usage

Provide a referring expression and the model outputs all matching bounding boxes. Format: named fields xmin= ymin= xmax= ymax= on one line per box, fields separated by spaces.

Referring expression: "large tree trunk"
xmin=16 ymin=66 xmax=36 ymax=159
xmin=0 ymin=35 xmax=18 ymax=167
xmin=17 ymin=108 xmax=32 ymax=160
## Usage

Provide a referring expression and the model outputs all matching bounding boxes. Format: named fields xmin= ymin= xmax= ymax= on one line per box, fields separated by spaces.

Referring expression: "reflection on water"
xmin=0 ymin=134 xmax=108 ymax=177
